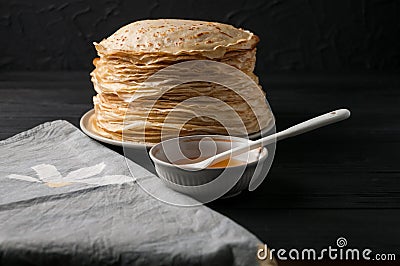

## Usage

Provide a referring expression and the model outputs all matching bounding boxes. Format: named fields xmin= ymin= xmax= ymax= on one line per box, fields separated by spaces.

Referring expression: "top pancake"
xmin=95 ymin=19 xmax=259 ymax=59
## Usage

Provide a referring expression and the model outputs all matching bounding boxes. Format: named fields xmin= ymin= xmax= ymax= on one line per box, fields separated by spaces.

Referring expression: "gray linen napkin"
xmin=0 ymin=121 xmax=276 ymax=266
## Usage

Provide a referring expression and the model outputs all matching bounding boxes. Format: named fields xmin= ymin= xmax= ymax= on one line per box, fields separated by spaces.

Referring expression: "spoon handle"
xmin=258 ymin=108 xmax=351 ymax=146
xmin=211 ymin=109 xmax=351 ymax=164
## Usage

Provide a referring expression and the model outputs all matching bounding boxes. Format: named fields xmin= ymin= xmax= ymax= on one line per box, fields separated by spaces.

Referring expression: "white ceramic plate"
xmin=80 ymin=109 xmax=275 ymax=149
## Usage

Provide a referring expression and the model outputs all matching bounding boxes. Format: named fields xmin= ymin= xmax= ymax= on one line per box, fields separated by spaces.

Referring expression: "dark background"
xmin=1 ymin=0 xmax=399 ymax=73
xmin=1 ymin=1 xmax=400 ymax=264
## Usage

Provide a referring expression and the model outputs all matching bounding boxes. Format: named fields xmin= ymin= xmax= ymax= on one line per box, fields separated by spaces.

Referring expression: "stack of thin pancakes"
xmin=91 ymin=19 xmax=273 ymax=145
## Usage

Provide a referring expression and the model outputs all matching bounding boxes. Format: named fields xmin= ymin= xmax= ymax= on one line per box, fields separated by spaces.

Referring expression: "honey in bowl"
xmin=173 ymin=157 xmax=245 ymax=168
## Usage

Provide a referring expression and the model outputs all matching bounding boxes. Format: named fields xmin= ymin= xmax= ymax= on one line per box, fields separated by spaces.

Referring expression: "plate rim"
xmin=80 ymin=109 xmax=149 ymax=148
xmin=80 ymin=109 xmax=275 ymax=148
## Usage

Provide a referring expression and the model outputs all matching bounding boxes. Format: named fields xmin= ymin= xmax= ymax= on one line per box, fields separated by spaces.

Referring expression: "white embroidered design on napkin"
xmin=7 ymin=162 xmax=133 ymax=188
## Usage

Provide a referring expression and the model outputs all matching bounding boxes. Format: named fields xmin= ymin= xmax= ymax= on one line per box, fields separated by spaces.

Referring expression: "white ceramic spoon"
xmin=181 ymin=109 xmax=351 ymax=170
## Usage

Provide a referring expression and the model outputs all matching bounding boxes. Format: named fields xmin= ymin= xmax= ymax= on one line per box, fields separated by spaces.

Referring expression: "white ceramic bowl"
xmin=149 ymin=135 xmax=268 ymax=199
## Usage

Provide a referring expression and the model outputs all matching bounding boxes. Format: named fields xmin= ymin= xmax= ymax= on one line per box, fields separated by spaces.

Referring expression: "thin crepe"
xmin=90 ymin=19 xmax=273 ymax=145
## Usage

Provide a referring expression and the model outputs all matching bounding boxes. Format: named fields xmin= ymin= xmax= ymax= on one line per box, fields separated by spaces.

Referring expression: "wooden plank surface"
xmin=0 ymin=72 xmax=399 ymax=255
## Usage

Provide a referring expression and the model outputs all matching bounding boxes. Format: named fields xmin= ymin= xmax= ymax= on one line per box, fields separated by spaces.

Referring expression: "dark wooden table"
xmin=1 ymin=72 xmax=399 ymax=264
